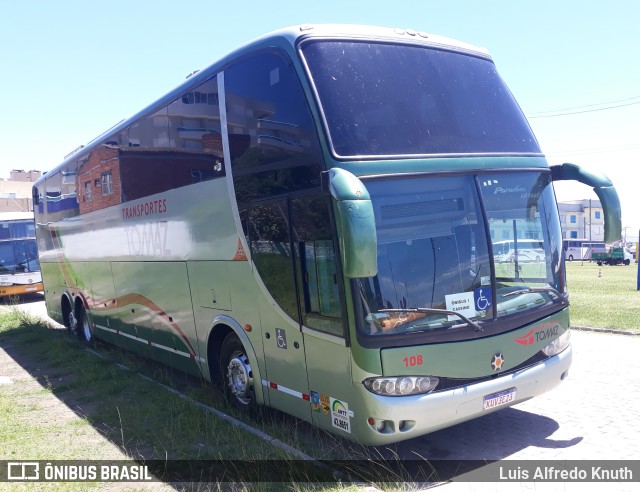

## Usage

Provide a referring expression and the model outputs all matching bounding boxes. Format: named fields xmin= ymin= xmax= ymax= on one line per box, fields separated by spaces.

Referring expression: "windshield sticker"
xmin=445 ymin=292 xmax=476 ymax=321
xmin=330 ymin=398 xmax=353 ymax=434
xmin=474 ymin=287 xmax=492 ymax=313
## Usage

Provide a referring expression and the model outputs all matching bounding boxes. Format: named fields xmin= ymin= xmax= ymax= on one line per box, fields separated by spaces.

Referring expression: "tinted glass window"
xmin=224 ymin=51 xmax=324 ymax=227
xmin=292 ymin=195 xmax=344 ymax=336
xmin=120 ymin=76 xmax=225 ymax=203
xmin=301 ymin=41 xmax=540 ymax=157
xmin=248 ymin=199 xmax=298 ymax=321
xmin=45 ymin=166 xmax=79 ymax=220
xmin=78 ymin=76 xmax=225 ymax=215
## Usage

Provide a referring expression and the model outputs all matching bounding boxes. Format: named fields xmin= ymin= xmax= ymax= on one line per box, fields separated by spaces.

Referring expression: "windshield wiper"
xmin=380 ymin=308 xmax=484 ymax=332
xmin=501 ymin=286 xmax=565 ymax=300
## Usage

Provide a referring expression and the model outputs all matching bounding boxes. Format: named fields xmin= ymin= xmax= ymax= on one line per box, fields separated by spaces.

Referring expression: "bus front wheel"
xmin=220 ymin=334 xmax=256 ymax=409
xmin=568 ymin=254 xmax=574 ymax=261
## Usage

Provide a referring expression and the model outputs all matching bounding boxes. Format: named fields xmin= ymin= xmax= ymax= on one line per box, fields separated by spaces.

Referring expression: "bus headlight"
xmin=363 ymin=376 xmax=439 ymax=396
xmin=542 ymin=329 xmax=571 ymax=357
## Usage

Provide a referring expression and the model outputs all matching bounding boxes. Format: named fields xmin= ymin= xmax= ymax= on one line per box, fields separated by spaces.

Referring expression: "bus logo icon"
xmin=490 ymin=353 xmax=505 ymax=372
xmin=7 ymin=462 xmax=40 ymax=480
xmin=515 ymin=328 xmax=536 ymax=345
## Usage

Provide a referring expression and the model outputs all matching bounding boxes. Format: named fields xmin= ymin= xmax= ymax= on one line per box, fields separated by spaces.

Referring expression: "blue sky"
xmin=1 ymin=1 xmax=638 ymax=236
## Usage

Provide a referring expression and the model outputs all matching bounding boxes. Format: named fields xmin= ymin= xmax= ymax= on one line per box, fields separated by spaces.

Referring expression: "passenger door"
xmin=248 ymin=198 xmax=310 ymax=420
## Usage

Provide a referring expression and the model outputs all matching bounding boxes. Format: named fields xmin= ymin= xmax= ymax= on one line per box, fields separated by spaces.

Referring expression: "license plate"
xmin=25 ymin=286 xmax=37 ymax=292
xmin=483 ymin=387 xmax=516 ymax=410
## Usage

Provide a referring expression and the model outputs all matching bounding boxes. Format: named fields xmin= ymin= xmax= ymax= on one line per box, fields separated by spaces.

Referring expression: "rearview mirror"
xmin=328 ymin=168 xmax=377 ymax=278
xmin=551 ymin=163 xmax=622 ymax=243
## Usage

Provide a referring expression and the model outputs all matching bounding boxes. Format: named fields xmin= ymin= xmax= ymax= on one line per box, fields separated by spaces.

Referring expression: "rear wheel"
xmin=78 ymin=306 xmax=93 ymax=344
xmin=568 ymin=254 xmax=574 ymax=261
xmin=64 ymin=303 xmax=79 ymax=336
xmin=220 ymin=334 xmax=256 ymax=409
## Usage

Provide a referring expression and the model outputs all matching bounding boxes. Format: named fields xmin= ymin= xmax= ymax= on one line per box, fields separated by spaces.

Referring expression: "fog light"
xmin=398 ymin=420 xmax=415 ymax=432
xmin=368 ymin=417 xmax=391 ymax=433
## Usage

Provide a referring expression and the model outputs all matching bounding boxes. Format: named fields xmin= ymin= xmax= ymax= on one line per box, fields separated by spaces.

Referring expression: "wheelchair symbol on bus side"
xmin=275 ymin=328 xmax=287 ymax=349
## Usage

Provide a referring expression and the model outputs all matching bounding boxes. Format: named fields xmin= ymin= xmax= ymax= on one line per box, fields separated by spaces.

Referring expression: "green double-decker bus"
xmin=33 ymin=25 xmax=621 ymax=445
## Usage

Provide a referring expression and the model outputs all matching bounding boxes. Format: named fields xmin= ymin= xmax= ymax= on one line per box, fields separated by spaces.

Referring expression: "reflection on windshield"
xmin=356 ymin=172 xmax=565 ymax=337
xmin=0 ymin=239 xmax=40 ymax=273
xmin=357 ymin=175 xmax=492 ymax=335
xmin=480 ymin=173 xmax=564 ymax=317
xmin=301 ymin=40 xmax=540 ymax=157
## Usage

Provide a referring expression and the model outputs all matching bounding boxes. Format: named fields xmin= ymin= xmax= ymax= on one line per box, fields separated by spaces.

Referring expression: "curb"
xmin=571 ymin=325 xmax=640 ymax=336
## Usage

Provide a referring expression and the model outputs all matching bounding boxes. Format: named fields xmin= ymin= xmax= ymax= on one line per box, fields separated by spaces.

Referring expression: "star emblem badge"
xmin=491 ymin=353 xmax=505 ymax=371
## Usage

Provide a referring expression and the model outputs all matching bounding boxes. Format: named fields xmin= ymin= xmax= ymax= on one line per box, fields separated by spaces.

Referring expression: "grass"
xmin=565 ymin=260 xmax=640 ymax=333
xmin=0 ymin=309 xmax=413 ymax=490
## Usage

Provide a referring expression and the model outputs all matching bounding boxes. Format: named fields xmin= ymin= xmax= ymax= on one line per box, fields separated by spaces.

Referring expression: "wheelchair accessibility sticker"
xmin=474 ymin=287 xmax=492 ymax=312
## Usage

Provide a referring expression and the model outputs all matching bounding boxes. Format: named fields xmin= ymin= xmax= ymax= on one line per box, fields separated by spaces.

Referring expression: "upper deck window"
xmin=300 ymin=40 xmax=540 ymax=158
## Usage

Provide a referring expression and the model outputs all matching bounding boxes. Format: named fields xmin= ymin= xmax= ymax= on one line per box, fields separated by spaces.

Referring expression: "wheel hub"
xmin=82 ymin=316 xmax=92 ymax=341
xmin=226 ymin=351 xmax=253 ymax=405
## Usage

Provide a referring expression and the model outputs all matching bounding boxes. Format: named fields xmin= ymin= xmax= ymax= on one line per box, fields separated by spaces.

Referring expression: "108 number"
xmin=403 ymin=355 xmax=423 ymax=367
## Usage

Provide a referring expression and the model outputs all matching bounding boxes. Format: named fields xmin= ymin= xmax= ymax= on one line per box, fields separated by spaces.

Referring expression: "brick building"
xmin=77 ymin=146 xmax=122 ymax=215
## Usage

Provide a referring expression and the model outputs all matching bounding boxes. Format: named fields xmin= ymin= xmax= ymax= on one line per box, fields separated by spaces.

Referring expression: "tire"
xmin=65 ymin=303 xmax=79 ymax=336
xmin=568 ymin=255 xmax=574 ymax=261
xmin=220 ymin=334 xmax=256 ymax=409
xmin=624 ymin=259 xmax=631 ymax=266
xmin=78 ymin=306 xmax=93 ymax=344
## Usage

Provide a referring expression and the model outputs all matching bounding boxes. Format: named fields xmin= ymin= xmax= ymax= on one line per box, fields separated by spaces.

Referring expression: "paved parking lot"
xmin=394 ymin=328 xmax=640 ymax=461
xmin=393 ymin=328 xmax=640 ymax=491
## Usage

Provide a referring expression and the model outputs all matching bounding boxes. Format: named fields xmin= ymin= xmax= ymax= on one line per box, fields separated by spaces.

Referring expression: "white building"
xmin=557 ymin=199 xmax=604 ymax=242
xmin=0 ymin=170 xmax=42 ymax=213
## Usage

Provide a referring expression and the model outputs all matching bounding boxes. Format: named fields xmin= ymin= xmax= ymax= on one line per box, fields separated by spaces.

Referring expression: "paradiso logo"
xmin=515 ymin=322 xmax=561 ymax=345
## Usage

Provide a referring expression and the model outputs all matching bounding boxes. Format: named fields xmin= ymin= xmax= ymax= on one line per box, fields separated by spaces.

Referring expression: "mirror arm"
xmin=551 ymin=163 xmax=622 ymax=243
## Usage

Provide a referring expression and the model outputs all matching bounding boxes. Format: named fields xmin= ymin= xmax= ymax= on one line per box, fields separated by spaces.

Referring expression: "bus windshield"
xmin=301 ymin=40 xmax=540 ymax=157
xmin=357 ymin=172 xmax=564 ymax=337
xmin=0 ymin=239 xmax=40 ymax=273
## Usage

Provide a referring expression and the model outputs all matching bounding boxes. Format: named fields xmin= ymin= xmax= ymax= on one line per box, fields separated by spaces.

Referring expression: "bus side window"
xmin=292 ymin=196 xmax=344 ymax=337
xmin=248 ymin=199 xmax=299 ymax=322
xmin=224 ymin=50 xmax=324 ymax=236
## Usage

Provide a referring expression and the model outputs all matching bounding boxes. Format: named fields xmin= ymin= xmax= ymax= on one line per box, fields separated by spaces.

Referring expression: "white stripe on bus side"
xmin=95 ymin=324 xmax=206 ymax=363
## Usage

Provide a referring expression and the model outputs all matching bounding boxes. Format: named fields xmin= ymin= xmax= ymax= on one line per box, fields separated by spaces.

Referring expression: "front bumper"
xmin=351 ymin=345 xmax=572 ymax=445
